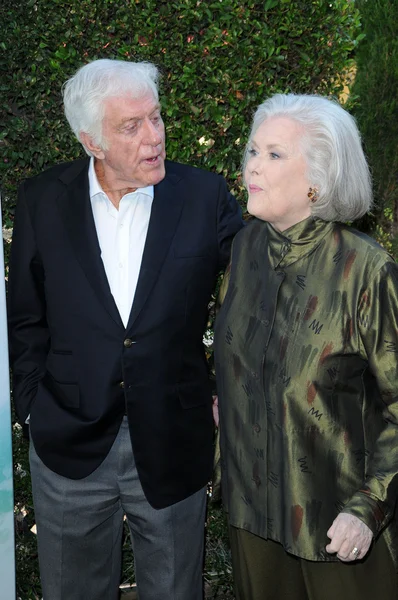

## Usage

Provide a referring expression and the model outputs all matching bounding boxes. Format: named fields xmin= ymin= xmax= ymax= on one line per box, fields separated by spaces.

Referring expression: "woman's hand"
xmin=212 ymin=395 xmax=219 ymax=427
xmin=325 ymin=513 xmax=373 ymax=561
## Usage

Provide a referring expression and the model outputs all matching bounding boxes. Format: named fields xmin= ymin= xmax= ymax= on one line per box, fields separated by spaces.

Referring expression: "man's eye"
xmin=122 ymin=123 xmax=138 ymax=134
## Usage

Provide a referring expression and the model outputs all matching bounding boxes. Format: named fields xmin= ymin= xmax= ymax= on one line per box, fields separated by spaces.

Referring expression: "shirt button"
xmin=119 ymin=381 xmax=125 ymax=389
xmin=124 ymin=338 xmax=133 ymax=348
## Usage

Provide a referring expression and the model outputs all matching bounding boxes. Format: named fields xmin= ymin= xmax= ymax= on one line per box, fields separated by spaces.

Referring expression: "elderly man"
xmin=8 ymin=59 xmax=242 ymax=600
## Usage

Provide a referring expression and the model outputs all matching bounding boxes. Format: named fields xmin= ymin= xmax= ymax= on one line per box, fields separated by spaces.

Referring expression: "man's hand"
xmin=325 ymin=513 xmax=373 ymax=561
xmin=212 ymin=395 xmax=219 ymax=428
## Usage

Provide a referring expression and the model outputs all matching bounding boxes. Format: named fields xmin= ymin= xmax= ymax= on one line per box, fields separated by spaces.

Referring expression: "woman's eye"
xmin=270 ymin=152 xmax=280 ymax=159
xmin=247 ymin=147 xmax=258 ymax=156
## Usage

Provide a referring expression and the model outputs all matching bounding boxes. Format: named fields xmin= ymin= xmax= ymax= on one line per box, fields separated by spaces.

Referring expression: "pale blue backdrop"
xmin=0 ymin=196 xmax=16 ymax=598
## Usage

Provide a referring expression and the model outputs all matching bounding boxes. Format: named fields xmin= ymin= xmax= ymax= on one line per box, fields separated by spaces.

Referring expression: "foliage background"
xmin=0 ymin=0 xmax=377 ymax=597
xmin=349 ymin=0 xmax=398 ymax=255
xmin=1 ymin=0 xmax=362 ymax=219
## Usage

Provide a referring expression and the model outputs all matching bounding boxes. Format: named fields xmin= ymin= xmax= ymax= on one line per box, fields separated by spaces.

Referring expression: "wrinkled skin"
xmin=326 ymin=512 xmax=373 ymax=562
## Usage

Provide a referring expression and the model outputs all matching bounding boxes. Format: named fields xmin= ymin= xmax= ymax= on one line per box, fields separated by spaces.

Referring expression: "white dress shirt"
xmin=88 ymin=158 xmax=154 ymax=327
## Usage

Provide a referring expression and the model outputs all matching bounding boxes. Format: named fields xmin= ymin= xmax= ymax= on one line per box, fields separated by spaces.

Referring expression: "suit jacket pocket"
xmin=45 ymin=352 xmax=79 ymax=408
xmin=173 ymin=246 xmax=211 ymax=258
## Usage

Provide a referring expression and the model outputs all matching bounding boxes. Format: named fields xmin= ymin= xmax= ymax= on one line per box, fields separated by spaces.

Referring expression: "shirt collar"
xmin=88 ymin=157 xmax=154 ymax=200
xmin=265 ymin=216 xmax=334 ymax=269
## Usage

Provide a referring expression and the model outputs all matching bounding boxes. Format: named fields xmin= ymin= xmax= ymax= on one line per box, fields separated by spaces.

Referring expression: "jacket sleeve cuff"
xmin=342 ymin=490 xmax=389 ymax=536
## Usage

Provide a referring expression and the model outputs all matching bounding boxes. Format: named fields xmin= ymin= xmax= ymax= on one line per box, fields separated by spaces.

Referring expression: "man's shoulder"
xmin=164 ymin=160 xmax=222 ymax=184
xmin=21 ymin=158 xmax=89 ymax=192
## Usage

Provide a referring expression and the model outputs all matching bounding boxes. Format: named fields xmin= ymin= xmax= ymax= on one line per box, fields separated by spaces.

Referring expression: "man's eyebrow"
xmin=118 ymin=105 xmax=161 ymax=126
xmin=119 ymin=117 xmax=139 ymax=126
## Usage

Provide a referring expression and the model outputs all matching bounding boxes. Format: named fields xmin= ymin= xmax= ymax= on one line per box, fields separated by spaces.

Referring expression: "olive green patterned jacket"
xmin=214 ymin=216 xmax=398 ymax=563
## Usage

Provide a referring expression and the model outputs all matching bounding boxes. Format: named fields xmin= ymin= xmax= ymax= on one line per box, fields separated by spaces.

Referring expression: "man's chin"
xmin=148 ymin=162 xmax=166 ymax=186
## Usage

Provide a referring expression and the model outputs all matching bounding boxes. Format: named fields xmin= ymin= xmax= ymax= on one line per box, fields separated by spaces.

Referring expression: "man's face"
xmin=95 ymin=93 xmax=166 ymax=189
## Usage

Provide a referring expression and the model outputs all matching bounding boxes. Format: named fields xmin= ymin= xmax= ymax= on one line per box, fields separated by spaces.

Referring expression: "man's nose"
xmin=143 ymin=118 xmax=162 ymax=146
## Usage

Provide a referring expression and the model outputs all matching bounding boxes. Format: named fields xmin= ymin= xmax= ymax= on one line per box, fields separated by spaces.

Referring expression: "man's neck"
xmin=94 ymin=159 xmax=136 ymax=209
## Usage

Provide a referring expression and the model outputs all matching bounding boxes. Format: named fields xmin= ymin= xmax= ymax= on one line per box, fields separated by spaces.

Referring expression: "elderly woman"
xmin=214 ymin=94 xmax=398 ymax=600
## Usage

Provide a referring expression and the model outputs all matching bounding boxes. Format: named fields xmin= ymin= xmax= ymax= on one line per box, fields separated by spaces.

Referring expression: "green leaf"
xmin=264 ymin=0 xmax=279 ymax=11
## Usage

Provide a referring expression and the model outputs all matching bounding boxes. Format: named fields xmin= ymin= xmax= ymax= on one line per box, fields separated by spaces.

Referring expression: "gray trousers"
xmin=29 ymin=417 xmax=207 ymax=600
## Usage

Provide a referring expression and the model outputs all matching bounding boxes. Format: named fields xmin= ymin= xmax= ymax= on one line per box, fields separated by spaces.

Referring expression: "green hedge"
xmin=349 ymin=0 xmax=398 ymax=255
xmin=1 ymin=0 xmax=362 ymax=225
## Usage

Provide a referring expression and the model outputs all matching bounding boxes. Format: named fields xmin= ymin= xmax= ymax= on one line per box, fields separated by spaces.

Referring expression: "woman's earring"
xmin=307 ymin=187 xmax=319 ymax=203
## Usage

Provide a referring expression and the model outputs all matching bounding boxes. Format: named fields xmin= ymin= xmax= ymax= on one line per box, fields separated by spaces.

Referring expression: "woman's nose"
xmin=249 ymin=158 xmax=261 ymax=175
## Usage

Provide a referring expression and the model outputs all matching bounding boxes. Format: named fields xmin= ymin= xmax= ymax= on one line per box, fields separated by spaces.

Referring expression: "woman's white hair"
xmin=244 ymin=94 xmax=373 ymax=222
xmin=63 ymin=59 xmax=160 ymax=156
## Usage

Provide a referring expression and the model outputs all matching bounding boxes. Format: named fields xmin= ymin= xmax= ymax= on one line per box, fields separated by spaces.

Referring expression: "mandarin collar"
xmin=264 ymin=216 xmax=334 ymax=269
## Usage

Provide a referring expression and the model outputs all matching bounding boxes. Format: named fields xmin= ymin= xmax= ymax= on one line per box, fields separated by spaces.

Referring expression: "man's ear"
xmin=80 ymin=132 xmax=105 ymax=159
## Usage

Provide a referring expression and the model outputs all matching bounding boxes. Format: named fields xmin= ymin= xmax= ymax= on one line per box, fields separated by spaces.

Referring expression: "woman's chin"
xmin=247 ymin=206 xmax=268 ymax=222
xmin=246 ymin=200 xmax=262 ymax=220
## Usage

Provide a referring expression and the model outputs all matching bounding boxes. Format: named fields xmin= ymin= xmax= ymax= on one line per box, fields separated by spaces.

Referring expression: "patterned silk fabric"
xmin=214 ymin=216 xmax=398 ymax=563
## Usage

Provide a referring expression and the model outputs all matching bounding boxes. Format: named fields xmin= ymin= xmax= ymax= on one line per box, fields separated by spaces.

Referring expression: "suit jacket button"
xmin=119 ymin=381 xmax=125 ymax=389
xmin=124 ymin=338 xmax=133 ymax=348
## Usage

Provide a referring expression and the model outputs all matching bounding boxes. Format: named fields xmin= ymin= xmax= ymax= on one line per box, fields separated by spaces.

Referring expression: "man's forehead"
xmin=104 ymin=93 xmax=160 ymax=120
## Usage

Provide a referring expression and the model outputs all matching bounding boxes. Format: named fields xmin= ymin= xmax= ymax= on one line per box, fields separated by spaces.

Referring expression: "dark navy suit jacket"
xmin=8 ymin=158 xmax=242 ymax=508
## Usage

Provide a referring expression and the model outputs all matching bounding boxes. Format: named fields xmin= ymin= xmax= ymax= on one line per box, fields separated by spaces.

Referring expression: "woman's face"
xmin=245 ymin=116 xmax=312 ymax=231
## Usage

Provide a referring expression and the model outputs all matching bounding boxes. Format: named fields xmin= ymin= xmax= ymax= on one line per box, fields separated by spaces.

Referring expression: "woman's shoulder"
xmin=334 ymin=222 xmax=395 ymax=267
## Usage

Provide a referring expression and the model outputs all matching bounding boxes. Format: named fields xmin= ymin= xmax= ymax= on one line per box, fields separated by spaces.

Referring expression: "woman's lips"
xmin=248 ymin=184 xmax=262 ymax=193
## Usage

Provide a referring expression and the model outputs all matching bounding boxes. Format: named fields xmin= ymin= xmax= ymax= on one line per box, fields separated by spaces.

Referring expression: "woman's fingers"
xmin=325 ymin=513 xmax=373 ymax=562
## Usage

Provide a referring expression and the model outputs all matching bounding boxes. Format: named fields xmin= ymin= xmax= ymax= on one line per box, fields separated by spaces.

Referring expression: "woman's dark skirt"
xmin=229 ymin=525 xmax=397 ymax=600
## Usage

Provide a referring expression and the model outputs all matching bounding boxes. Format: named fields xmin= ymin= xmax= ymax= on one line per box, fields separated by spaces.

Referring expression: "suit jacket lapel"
xmin=126 ymin=169 xmax=183 ymax=332
xmin=56 ymin=160 xmax=124 ymax=329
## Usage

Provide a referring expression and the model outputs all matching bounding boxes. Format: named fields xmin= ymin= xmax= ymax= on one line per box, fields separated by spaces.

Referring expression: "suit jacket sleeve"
xmin=342 ymin=259 xmax=398 ymax=536
xmin=7 ymin=182 xmax=50 ymax=424
xmin=216 ymin=176 xmax=243 ymax=269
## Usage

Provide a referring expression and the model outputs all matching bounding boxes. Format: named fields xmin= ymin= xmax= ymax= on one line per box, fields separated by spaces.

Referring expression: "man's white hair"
xmin=63 ymin=59 xmax=160 ymax=156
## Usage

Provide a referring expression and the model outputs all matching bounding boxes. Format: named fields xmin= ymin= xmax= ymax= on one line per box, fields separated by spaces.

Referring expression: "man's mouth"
xmin=144 ymin=154 xmax=162 ymax=164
